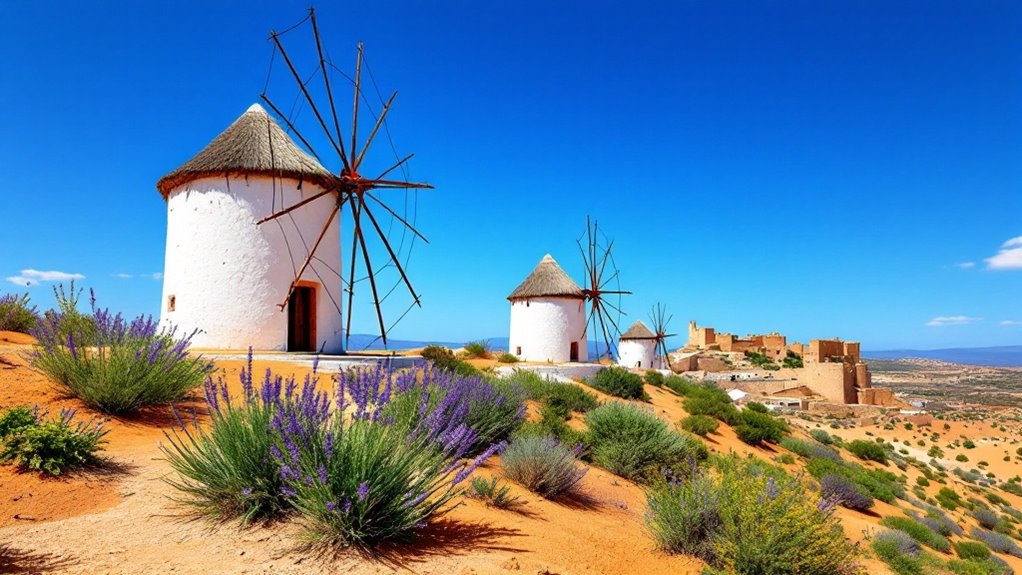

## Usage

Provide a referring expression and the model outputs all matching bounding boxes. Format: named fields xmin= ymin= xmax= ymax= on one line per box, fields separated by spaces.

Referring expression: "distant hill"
xmin=865 ymin=345 xmax=1022 ymax=367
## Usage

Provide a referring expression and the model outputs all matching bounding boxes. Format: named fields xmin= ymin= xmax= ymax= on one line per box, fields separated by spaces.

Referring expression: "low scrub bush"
xmin=644 ymin=370 xmax=665 ymax=387
xmin=806 ymin=457 xmax=902 ymax=503
xmin=496 ymin=352 xmax=519 ymax=364
xmin=647 ymin=456 xmax=860 ymax=574
xmin=955 ymin=541 xmax=992 ymax=562
xmin=820 ymin=473 xmax=874 ymax=511
xmin=585 ymin=367 xmax=648 ymax=401
xmin=462 ymin=340 xmax=492 ymax=359
xmin=780 ymin=437 xmax=842 ymax=462
xmin=0 ymin=293 xmax=37 ymax=333
xmin=974 ymin=507 xmax=1001 ymax=530
xmin=880 ymin=516 xmax=951 ymax=553
xmin=32 ymin=287 xmax=210 ymax=415
xmin=809 ymin=429 xmax=833 ymax=445
xmin=164 ymin=359 xmax=503 ymax=545
xmin=517 ymin=405 xmax=589 ymax=451
xmin=937 ymin=487 xmax=963 ymax=510
xmin=586 ymin=402 xmax=706 ymax=481
xmin=501 ymin=435 xmax=586 ymax=498
xmin=681 ymin=414 xmax=718 ymax=437
xmin=466 ymin=475 xmax=521 ymax=509
xmin=970 ymin=527 xmax=1022 ymax=557
xmin=664 ymin=375 xmax=699 ymax=396
xmin=735 ymin=409 xmax=789 ymax=446
xmin=848 ymin=439 xmax=889 ymax=464
xmin=946 ymin=557 xmax=1013 ymax=575
xmin=502 ymin=370 xmax=598 ymax=413
xmin=872 ymin=530 xmax=924 ymax=575
xmin=0 ymin=406 xmax=106 ymax=475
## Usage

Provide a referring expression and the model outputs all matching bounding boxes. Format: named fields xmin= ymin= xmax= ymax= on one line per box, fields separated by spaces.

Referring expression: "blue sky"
xmin=1 ymin=1 xmax=1019 ymax=351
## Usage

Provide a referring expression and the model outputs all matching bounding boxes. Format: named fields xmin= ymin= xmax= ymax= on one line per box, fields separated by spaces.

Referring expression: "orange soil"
xmin=0 ymin=342 xmax=703 ymax=574
xmin=7 ymin=337 xmax=1019 ymax=574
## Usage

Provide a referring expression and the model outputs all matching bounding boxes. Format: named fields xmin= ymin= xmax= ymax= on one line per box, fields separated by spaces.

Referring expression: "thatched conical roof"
xmin=620 ymin=320 xmax=657 ymax=340
xmin=507 ymin=254 xmax=585 ymax=301
xmin=156 ymin=103 xmax=335 ymax=197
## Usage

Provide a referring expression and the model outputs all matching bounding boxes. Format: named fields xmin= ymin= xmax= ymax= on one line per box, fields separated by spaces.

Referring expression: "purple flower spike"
xmin=357 ymin=481 xmax=369 ymax=502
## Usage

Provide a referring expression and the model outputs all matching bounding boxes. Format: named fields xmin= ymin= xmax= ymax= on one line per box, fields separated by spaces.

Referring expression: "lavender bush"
xmin=163 ymin=353 xmax=301 ymax=522
xmin=32 ymin=287 xmax=209 ymax=414
xmin=165 ymin=357 xmax=503 ymax=546
xmin=970 ymin=527 xmax=1022 ymax=558
xmin=647 ymin=456 xmax=860 ymax=574
xmin=0 ymin=293 xmax=37 ymax=333
xmin=819 ymin=472 xmax=874 ymax=511
xmin=501 ymin=435 xmax=587 ymax=498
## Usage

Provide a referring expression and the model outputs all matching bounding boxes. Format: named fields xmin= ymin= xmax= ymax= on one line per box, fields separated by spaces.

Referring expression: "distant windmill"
xmin=577 ymin=217 xmax=631 ymax=361
xmin=649 ymin=303 xmax=676 ymax=369
xmin=258 ymin=8 xmax=431 ymax=349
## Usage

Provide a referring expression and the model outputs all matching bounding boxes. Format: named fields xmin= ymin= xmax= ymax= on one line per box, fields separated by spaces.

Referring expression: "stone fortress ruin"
xmin=673 ymin=321 xmax=899 ymax=408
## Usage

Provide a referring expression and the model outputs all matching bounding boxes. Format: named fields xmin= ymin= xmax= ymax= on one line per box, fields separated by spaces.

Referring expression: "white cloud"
xmin=926 ymin=315 xmax=982 ymax=327
xmin=113 ymin=273 xmax=133 ymax=279
xmin=1001 ymin=320 xmax=1021 ymax=326
xmin=151 ymin=272 xmax=163 ymax=280
xmin=955 ymin=261 xmax=975 ymax=269
xmin=5 ymin=269 xmax=85 ymax=287
xmin=985 ymin=236 xmax=1022 ymax=270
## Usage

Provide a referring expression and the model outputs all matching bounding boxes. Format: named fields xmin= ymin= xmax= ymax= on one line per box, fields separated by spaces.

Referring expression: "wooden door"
xmin=287 ymin=284 xmax=317 ymax=352
xmin=570 ymin=341 xmax=579 ymax=362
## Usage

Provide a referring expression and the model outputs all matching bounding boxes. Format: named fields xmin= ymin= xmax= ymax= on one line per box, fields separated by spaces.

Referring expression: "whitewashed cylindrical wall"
xmin=617 ymin=339 xmax=657 ymax=369
xmin=160 ymin=175 xmax=343 ymax=353
xmin=508 ymin=297 xmax=588 ymax=363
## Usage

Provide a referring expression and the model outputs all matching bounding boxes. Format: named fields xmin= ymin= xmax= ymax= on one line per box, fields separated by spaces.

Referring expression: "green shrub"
xmin=466 ymin=475 xmax=521 ymax=509
xmin=746 ymin=402 xmax=769 ymax=413
xmin=0 ymin=406 xmax=37 ymax=438
xmin=880 ymin=516 xmax=951 ymax=552
xmin=462 ymin=340 xmax=492 ymax=359
xmin=517 ymin=407 xmax=589 ymax=451
xmin=501 ymin=435 xmax=586 ymax=498
xmin=32 ymin=287 xmax=210 ymax=415
xmin=963 ymin=440 xmax=976 ymax=449
xmin=781 ymin=350 xmax=803 ymax=369
xmin=872 ymin=530 xmax=924 ymax=575
xmin=644 ymin=462 xmax=720 ymax=561
xmin=586 ymin=367 xmax=648 ymax=400
xmin=681 ymin=414 xmax=718 ymax=437
xmin=0 ymin=407 xmax=106 ymax=476
xmin=496 ymin=352 xmax=519 ymax=364
xmin=648 ymin=456 xmax=860 ymax=574
xmin=421 ymin=345 xmax=461 ymax=371
xmin=809 ymin=429 xmax=833 ymax=444
xmin=806 ymin=457 xmax=899 ymax=504
xmin=502 ymin=370 xmax=598 ymax=413
xmin=936 ymin=487 xmax=963 ymax=510
xmin=957 ymin=453 xmax=970 ymax=462
xmin=644 ymin=370 xmax=665 ymax=387
xmin=735 ymin=409 xmax=789 ymax=446
xmin=586 ymin=402 xmax=706 ymax=481
xmin=954 ymin=541 xmax=992 ymax=561
xmin=848 ymin=439 xmax=888 ymax=464
xmin=664 ymin=375 xmax=699 ymax=396
xmin=0 ymin=293 xmax=37 ymax=333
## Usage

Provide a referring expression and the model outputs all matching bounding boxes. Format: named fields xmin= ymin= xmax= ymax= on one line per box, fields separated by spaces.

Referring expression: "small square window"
xmin=516 ymin=346 xmax=522 ymax=356
xmin=167 ymin=295 xmax=176 ymax=312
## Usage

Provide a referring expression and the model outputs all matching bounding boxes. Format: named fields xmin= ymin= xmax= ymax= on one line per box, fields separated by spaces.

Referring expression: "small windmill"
xmin=257 ymin=8 xmax=431 ymax=348
xmin=649 ymin=303 xmax=676 ymax=369
xmin=577 ymin=217 xmax=631 ymax=361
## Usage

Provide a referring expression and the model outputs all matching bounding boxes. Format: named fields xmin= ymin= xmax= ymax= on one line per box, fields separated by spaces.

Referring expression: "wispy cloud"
xmin=1001 ymin=320 xmax=1021 ymax=326
xmin=926 ymin=315 xmax=982 ymax=327
xmin=151 ymin=272 xmax=163 ymax=280
xmin=955 ymin=261 xmax=975 ymax=269
xmin=6 ymin=269 xmax=85 ymax=287
xmin=113 ymin=273 xmax=133 ymax=279
xmin=986 ymin=236 xmax=1022 ymax=270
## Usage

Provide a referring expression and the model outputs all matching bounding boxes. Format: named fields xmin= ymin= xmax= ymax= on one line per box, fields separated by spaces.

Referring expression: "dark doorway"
xmin=288 ymin=284 xmax=317 ymax=352
xmin=570 ymin=341 xmax=579 ymax=362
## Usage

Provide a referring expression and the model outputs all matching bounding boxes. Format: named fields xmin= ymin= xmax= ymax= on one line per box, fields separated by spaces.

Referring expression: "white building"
xmin=507 ymin=254 xmax=588 ymax=363
xmin=156 ymin=103 xmax=344 ymax=353
xmin=617 ymin=320 xmax=661 ymax=369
